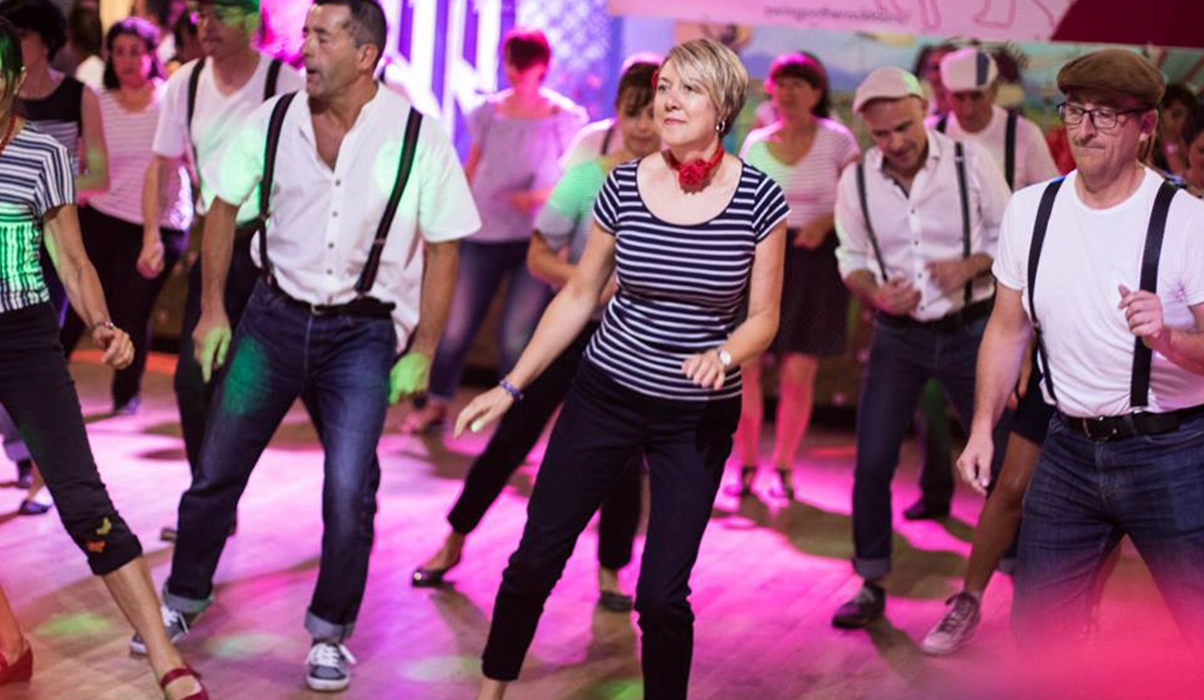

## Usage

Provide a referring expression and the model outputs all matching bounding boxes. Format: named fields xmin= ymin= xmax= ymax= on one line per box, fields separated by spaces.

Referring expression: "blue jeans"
xmin=427 ymin=239 xmax=551 ymax=401
xmin=852 ymin=316 xmax=1010 ymax=579
xmin=1014 ymin=412 xmax=1204 ymax=648
xmin=164 ymin=281 xmax=396 ymax=642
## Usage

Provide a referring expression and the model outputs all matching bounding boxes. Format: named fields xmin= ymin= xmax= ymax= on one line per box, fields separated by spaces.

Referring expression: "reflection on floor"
xmin=0 ymin=352 xmax=1195 ymax=699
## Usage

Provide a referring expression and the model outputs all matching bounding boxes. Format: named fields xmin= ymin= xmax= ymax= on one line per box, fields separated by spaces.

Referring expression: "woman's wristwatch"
xmin=717 ymin=348 xmax=733 ymax=369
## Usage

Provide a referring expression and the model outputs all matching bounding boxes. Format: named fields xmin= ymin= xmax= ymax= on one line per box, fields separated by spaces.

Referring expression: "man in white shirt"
xmin=933 ymin=47 xmax=1059 ymax=191
xmin=143 ymin=0 xmax=304 ymax=541
xmin=961 ymin=48 xmax=1204 ymax=650
xmin=145 ymin=0 xmax=480 ymax=691
xmin=830 ymin=67 xmax=1013 ymax=629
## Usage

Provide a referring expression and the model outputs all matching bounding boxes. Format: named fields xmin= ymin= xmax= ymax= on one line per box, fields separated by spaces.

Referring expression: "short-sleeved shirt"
xmin=0 ymin=125 xmax=77 ymax=313
xmin=586 ymin=159 xmax=790 ymax=401
xmin=559 ymin=118 xmax=617 ymax=171
xmin=153 ymin=54 xmax=305 ymax=223
xmin=18 ymin=76 xmax=84 ymax=175
xmin=535 ymin=157 xmax=610 ymax=265
xmin=89 ymin=85 xmax=193 ymax=231
xmin=465 ymin=91 xmax=587 ymax=243
xmin=994 ymin=168 xmax=1204 ymax=417
xmin=740 ymin=118 xmax=859 ymax=229
xmin=929 ymin=105 xmax=1059 ymax=190
xmin=203 ymin=87 xmax=481 ymax=352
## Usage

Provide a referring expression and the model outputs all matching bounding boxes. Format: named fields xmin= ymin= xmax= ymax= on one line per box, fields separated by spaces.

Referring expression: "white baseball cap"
xmin=853 ymin=67 xmax=924 ymax=113
xmin=940 ymin=47 xmax=999 ymax=93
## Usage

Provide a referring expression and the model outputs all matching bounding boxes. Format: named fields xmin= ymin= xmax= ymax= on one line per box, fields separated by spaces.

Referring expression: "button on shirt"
xmin=834 ymin=129 xmax=1011 ymax=321
xmin=203 ymin=87 xmax=481 ymax=352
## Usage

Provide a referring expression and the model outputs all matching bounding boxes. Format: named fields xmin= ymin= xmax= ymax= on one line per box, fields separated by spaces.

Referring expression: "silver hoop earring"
xmin=715 ymin=120 xmax=727 ymax=133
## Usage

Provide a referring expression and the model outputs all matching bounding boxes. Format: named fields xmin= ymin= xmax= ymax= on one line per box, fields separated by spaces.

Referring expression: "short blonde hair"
xmin=664 ymin=39 xmax=748 ymax=137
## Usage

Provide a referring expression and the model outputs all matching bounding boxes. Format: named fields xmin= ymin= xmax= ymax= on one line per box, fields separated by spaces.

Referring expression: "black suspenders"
xmin=1027 ymin=178 xmax=1179 ymax=409
xmin=187 ymin=57 xmax=284 ymax=188
xmin=855 ymin=142 xmax=972 ymax=303
xmin=254 ymin=92 xmax=425 ymax=298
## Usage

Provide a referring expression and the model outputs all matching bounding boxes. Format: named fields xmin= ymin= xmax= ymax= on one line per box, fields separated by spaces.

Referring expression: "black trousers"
xmin=60 ymin=207 xmax=186 ymax=405
xmin=173 ymin=229 xmax=260 ymax=473
xmin=447 ymin=323 xmax=642 ymax=571
xmin=0 ymin=303 xmax=142 ymax=574
xmin=482 ymin=360 xmax=739 ymax=700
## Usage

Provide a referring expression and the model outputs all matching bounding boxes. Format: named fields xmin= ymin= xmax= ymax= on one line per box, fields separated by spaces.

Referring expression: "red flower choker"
xmin=663 ymin=144 xmax=724 ymax=190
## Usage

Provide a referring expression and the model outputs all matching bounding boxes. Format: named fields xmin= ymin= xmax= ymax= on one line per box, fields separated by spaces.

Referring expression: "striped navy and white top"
xmin=587 ymin=159 xmax=790 ymax=401
xmin=0 ymin=125 xmax=77 ymax=314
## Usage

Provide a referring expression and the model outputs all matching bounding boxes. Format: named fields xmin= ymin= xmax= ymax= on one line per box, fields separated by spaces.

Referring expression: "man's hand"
xmin=872 ymin=279 xmax=921 ymax=316
xmin=927 ymin=258 xmax=974 ymax=294
xmin=1119 ymin=284 xmax=1172 ymax=353
xmin=92 ymin=324 xmax=135 ymax=370
xmin=389 ymin=352 xmax=432 ymax=404
xmin=956 ymin=428 xmax=995 ymax=496
xmin=193 ymin=311 xmax=232 ymax=384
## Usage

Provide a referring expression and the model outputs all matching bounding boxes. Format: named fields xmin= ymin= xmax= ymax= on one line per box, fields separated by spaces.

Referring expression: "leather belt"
xmin=1059 ymin=404 xmax=1204 ymax=442
xmin=876 ymin=298 xmax=994 ymax=333
xmin=266 ymin=281 xmax=395 ymax=319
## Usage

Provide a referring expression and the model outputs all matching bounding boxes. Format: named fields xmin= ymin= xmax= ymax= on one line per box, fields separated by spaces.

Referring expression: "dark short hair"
xmin=1184 ymin=108 xmax=1204 ymax=150
xmin=768 ymin=52 xmax=831 ymax=119
xmin=1162 ymin=83 xmax=1198 ymax=112
xmin=616 ymin=58 xmax=657 ymax=115
xmin=314 ymin=0 xmax=387 ymax=62
xmin=504 ymin=27 xmax=551 ymax=73
xmin=0 ymin=0 xmax=68 ymax=61
xmin=0 ymin=17 xmax=23 ymax=101
xmin=102 ymin=17 xmax=165 ymax=90
xmin=67 ymin=3 xmax=102 ymax=57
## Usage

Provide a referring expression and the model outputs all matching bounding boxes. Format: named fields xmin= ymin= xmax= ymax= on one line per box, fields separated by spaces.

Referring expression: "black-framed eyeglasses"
xmin=1057 ymin=102 xmax=1145 ymax=130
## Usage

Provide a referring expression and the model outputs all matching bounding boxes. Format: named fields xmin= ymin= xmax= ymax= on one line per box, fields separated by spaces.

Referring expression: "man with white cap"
xmin=961 ymin=47 xmax=1204 ymax=650
xmin=933 ymin=46 xmax=1058 ymax=190
xmin=830 ymin=67 xmax=1012 ymax=628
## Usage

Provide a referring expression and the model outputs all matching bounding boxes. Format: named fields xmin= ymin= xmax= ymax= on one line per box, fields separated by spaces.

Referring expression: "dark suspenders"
xmin=936 ymin=111 xmax=1018 ymax=190
xmin=187 ymin=57 xmax=284 ymax=186
xmin=255 ymin=92 xmax=425 ymax=298
xmin=855 ymin=141 xmax=972 ymax=302
xmin=1027 ymin=178 xmax=1179 ymax=409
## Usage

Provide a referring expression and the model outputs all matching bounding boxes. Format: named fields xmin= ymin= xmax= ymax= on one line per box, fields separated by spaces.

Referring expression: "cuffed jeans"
xmin=1014 ymin=412 xmax=1204 ymax=649
xmin=164 ymin=281 xmax=395 ymax=641
xmin=482 ymin=360 xmax=739 ymax=700
xmin=851 ymin=316 xmax=1010 ymax=579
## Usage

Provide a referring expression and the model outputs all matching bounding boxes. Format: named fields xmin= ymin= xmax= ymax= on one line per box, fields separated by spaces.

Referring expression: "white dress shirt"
xmin=835 ymin=129 xmax=1012 ymax=321
xmin=203 ymin=86 xmax=481 ymax=352
xmin=927 ymin=104 xmax=1060 ymax=190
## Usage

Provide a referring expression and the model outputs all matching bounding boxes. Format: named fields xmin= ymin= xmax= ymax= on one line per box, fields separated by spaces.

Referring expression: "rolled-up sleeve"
xmin=834 ymin=161 xmax=872 ymax=280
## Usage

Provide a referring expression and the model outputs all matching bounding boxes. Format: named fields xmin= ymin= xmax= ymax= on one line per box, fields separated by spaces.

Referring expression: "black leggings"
xmin=0 ymin=303 xmax=142 ymax=575
xmin=483 ymin=360 xmax=739 ymax=699
xmin=447 ymin=324 xmax=642 ymax=571
xmin=60 ymin=207 xmax=186 ymax=405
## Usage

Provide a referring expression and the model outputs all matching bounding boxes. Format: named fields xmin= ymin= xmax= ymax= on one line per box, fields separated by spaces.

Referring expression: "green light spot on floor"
xmin=594 ymin=678 xmax=643 ymax=700
xmin=34 ymin=612 xmax=113 ymax=638
xmin=221 ymin=338 xmax=269 ymax=416
xmin=205 ymin=632 xmax=290 ymax=658
xmin=401 ymin=655 xmax=478 ymax=682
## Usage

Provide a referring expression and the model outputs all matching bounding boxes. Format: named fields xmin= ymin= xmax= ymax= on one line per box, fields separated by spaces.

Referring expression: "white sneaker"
xmin=306 ymin=641 xmax=357 ymax=692
xmin=921 ymin=592 xmax=981 ymax=656
xmin=129 ymin=606 xmax=194 ymax=655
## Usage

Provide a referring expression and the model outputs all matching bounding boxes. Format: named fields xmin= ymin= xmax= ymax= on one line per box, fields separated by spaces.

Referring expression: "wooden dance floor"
xmin=0 ymin=353 xmax=1196 ymax=699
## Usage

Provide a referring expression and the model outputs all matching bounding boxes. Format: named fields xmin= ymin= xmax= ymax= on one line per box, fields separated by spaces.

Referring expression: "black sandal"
xmin=771 ymin=468 xmax=795 ymax=501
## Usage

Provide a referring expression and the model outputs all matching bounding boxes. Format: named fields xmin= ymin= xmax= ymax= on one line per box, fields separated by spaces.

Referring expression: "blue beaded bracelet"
xmin=499 ymin=379 xmax=524 ymax=402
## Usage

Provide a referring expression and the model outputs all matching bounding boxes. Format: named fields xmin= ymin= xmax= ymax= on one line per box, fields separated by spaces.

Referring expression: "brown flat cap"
xmin=1057 ymin=48 xmax=1166 ymax=107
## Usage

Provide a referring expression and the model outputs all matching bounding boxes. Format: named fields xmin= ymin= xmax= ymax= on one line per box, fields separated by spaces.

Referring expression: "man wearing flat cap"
xmin=830 ymin=67 xmax=1013 ymax=628
xmin=959 ymin=47 xmax=1204 ymax=649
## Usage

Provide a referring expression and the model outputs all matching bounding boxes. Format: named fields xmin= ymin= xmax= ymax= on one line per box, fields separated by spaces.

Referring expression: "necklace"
xmin=663 ymin=144 xmax=724 ymax=190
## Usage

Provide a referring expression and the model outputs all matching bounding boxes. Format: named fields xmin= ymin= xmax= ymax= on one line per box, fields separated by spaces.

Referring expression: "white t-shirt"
xmin=204 ymin=87 xmax=481 ymax=352
xmin=994 ymin=168 xmax=1204 ymax=417
xmin=74 ymin=55 xmax=105 ymax=92
xmin=152 ymin=54 xmax=305 ymax=223
xmin=928 ymin=105 xmax=1059 ymax=190
xmin=560 ymin=118 xmax=616 ymax=171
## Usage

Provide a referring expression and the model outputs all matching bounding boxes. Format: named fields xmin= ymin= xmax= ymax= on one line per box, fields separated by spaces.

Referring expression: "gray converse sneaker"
xmin=921 ymin=592 xmax=981 ymax=656
xmin=129 ymin=605 xmax=195 ymax=655
xmin=306 ymin=641 xmax=357 ymax=692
